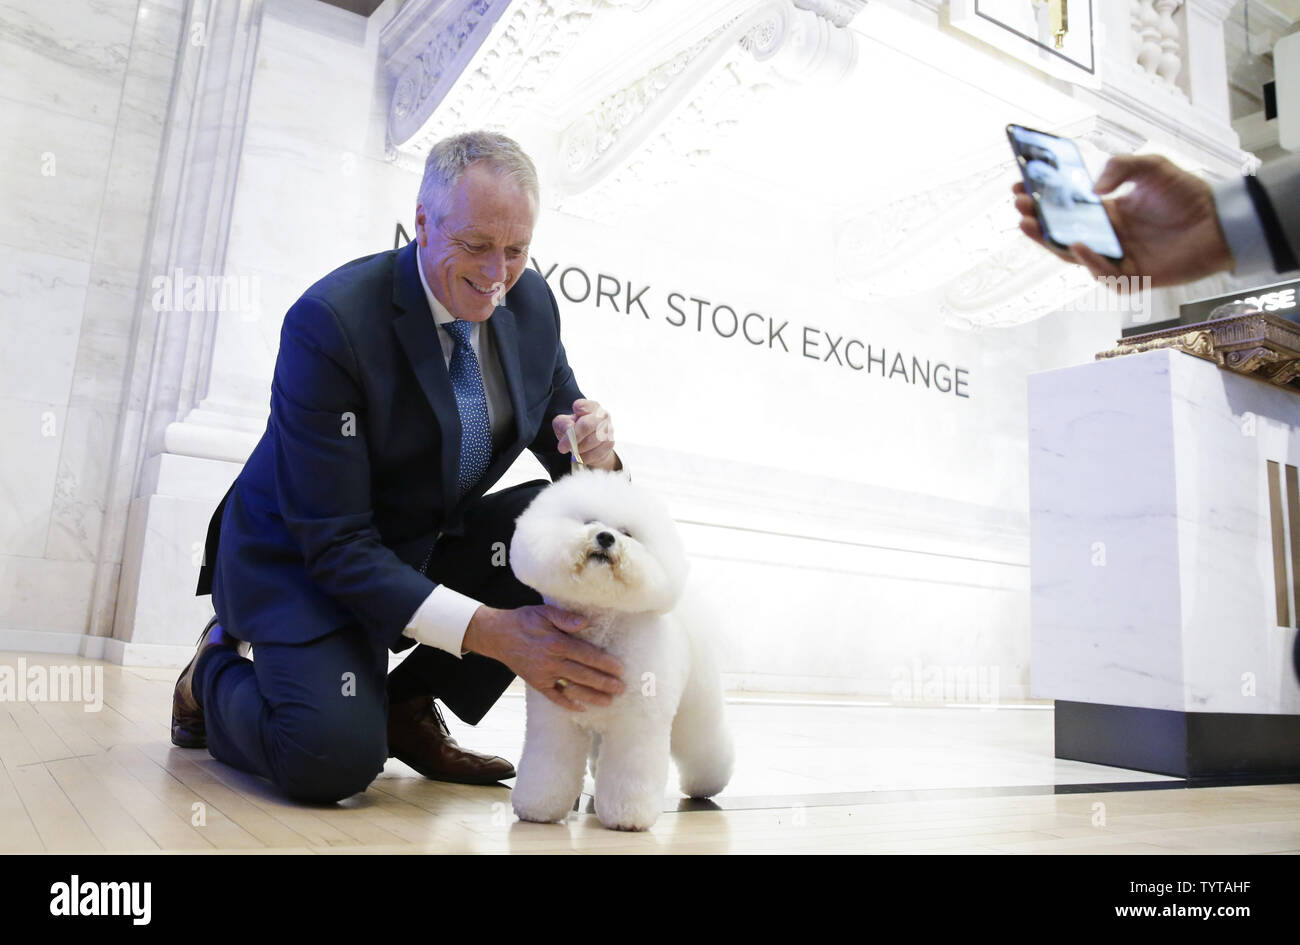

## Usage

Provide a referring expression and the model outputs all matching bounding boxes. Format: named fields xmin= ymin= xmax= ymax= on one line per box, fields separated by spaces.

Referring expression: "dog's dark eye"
xmin=618 ymin=528 xmax=632 ymax=538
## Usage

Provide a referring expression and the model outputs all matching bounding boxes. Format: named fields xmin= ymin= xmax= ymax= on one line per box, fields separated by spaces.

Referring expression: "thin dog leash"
xmin=566 ymin=424 xmax=585 ymax=467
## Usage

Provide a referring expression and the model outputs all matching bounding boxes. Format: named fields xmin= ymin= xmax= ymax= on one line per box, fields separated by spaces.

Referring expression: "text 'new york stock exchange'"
xmin=530 ymin=258 xmax=971 ymax=399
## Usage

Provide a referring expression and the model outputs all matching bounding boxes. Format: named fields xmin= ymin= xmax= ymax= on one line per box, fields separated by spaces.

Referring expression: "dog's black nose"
xmin=595 ymin=531 xmax=615 ymax=549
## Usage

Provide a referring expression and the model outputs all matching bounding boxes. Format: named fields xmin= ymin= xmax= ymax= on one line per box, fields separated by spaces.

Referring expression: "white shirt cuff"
xmin=402 ymin=585 xmax=483 ymax=658
xmin=1212 ymin=175 xmax=1276 ymax=278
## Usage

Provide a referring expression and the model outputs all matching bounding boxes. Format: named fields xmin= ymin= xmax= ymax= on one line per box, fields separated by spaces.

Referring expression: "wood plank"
xmin=8 ymin=702 xmax=78 ymax=763
xmin=131 ymin=740 xmax=362 ymax=849
xmin=32 ymin=695 xmax=106 ymax=758
xmin=78 ymin=747 xmax=218 ymax=851
xmin=0 ymin=755 xmax=42 ymax=852
xmin=3 ymin=652 xmax=1300 ymax=854
xmin=45 ymin=756 xmax=160 ymax=852
xmin=0 ymin=708 xmax=39 ymax=768
xmin=4 ymin=759 xmax=101 ymax=852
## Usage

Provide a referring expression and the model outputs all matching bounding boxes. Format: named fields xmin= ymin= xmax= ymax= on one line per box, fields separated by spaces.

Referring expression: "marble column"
xmin=107 ymin=0 xmax=267 ymax=663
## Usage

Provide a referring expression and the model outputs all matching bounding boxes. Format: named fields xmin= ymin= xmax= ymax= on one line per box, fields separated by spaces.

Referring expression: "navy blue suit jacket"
xmin=196 ymin=240 xmax=583 ymax=653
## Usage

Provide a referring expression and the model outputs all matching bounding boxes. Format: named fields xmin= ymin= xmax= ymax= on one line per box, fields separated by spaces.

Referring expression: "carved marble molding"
xmin=1066 ymin=114 xmax=1149 ymax=156
xmin=741 ymin=0 xmax=860 ymax=84
xmin=1185 ymin=0 xmax=1237 ymax=19
xmin=552 ymin=47 xmax=776 ymax=217
xmin=833 ymin=115 xmax=1154 ymax=328
xmin=938 ymin=238 xmax=1098 ymax=329
xmin=835 ymin=115 xmax=1147 ymax=281
xmin=384 ymin=0 xmax=639 ymax=170
xmin=383 ymin=0 xmax=861 ymax=193
xmin=554 ymin=0 xmax=858 ymax=203
xmin=835 ymin=161 xmax=1016 ymax=297
xmin=384 ymin=0 xmax=510 ymax=163
xmin=833 ymin=155 xmax=1100 ymax=328
xmin=793 ymin=0 xmax=867 ymax=29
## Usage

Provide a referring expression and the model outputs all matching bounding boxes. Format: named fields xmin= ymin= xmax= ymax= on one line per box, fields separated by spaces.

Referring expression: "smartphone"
xmin=1006 ymin=123 xmax=1124 ymax=262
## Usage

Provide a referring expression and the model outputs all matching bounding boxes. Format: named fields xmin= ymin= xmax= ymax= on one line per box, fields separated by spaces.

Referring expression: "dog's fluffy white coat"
xmin=508 ymin=467 xmax=733 ymax=831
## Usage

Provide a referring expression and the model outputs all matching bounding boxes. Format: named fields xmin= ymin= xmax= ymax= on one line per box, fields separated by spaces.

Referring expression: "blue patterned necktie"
xmin=442 ymin=318 xmax=492 ymax=496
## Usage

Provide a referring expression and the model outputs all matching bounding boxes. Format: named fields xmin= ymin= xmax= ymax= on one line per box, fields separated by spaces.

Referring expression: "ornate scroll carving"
xmin=390 ymin=1 xmax=493 ymax=138
xmin=555 ymin=0 xmax=858 ymax=197
xmin=1097 ymin=312 xmax=1300 ymax=392
xmin=383 ymin=0 xmax=861 ymax=200
xmin=792 ymin=0 xmax=866 ymax=29
xmin=384 ymin=0 xmax=613 ymax=168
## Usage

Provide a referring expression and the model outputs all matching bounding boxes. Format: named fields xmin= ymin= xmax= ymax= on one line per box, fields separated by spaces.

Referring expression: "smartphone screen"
xmin=1007 ymin=124 xmax=1123 ymax=261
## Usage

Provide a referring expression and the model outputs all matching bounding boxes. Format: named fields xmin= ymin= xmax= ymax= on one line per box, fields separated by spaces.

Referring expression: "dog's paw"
xmin=594 ymin=791 xmax=661 ymax=832
xmin=511 ymin=783 xmax=577 ymax=824
xmin=679 ymin=758 xmax=732 ymax=798
xmin=677 ymin=741 xmax=734 ymax=799
xmin=511 ymin=798 xmax=572 ymax=825
xmin=679 ymin=774 xmax=729 ymax=799
xmin=602 ymin=818 xmax=652 ymax=832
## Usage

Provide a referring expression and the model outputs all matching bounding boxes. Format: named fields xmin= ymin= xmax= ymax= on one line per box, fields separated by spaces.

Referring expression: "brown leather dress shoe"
xmin=171 ymin=616 xmax=245 ymax=749
xmin=387 ymin=695 xmax=516 ymax=785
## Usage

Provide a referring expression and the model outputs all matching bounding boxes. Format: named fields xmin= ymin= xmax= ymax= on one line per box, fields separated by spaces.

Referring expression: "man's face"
xmin=415 ymin=162 xmax=536 ymax=322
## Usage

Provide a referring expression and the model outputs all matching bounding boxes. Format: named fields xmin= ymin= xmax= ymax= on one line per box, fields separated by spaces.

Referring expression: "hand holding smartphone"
xmin=1006 ymin=123 xmax=1124 ymax=263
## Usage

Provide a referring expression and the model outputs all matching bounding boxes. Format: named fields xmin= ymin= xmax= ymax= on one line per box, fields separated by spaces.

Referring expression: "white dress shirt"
xmin=400 ymin=258 xmax=515 ymax=658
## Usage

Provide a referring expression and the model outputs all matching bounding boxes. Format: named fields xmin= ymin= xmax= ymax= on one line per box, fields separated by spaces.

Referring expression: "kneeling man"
xmin=174 ymin=131 xmax=626 ymax=803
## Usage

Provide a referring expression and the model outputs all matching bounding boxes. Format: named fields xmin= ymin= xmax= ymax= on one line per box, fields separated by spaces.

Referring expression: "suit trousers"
xmin=193 ymin=479 xmax=549 ymax=803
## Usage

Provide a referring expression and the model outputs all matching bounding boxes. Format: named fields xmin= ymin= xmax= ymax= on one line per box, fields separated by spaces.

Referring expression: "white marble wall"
xmin=0 ymin=0 xmax=1133 ymax=699
xmin=0 ymin=0 xmax=187 ymax=652
xmin=213 ymin=0 xmax=417 ymax=414
xmin=3 ymin=0 xmax=1259 ymax=704
xmin=483 ymin=203 xmax=1126 ymax=698
xmin=161 ymin=0 xmax=1131 ymax=697
xmin=1029 ymin=349 xmax=1300 ymax=714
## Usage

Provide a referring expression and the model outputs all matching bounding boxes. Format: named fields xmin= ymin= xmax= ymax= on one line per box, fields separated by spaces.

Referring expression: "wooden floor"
xmin=2 ymin=652 xmax=1299 ymax=854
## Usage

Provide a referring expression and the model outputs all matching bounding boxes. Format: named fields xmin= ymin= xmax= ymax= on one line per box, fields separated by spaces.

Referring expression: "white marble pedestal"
xmin=1029 ymin=349 xmax=1300 ymax=779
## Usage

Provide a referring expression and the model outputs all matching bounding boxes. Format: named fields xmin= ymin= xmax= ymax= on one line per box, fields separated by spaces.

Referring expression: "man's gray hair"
xmin=418 ymin=131 xmax=540 ymax=223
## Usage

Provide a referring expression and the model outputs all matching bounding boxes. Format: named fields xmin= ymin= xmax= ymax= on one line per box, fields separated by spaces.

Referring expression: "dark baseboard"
xmin=1055 ymin=701 xmax=1300 ymax=782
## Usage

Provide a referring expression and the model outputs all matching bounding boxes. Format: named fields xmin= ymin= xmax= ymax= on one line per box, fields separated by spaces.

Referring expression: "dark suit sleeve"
xmin=1251 ymin=155 xmax=1300 ymax=273
xmin=526 ymin=280 xmax=587 ymax=482
xmin=1216 ymin=155 xmax=1300 ymax=277
xmin=271 ymin=295 xmax=433 ymax=647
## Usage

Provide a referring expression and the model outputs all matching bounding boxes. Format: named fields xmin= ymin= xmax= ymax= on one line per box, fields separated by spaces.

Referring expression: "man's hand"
xmin=554 ymin=398 xmax=621 ymax=471
xmin=1012 ymin=153 xmax=1234 ymax=289
xmin=462 ymin=604 xmax=625 ymax=711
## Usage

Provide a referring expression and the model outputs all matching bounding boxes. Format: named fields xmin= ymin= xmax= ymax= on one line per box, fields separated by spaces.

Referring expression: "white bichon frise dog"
xmin=507 ymin=467 xmax=734 ymax=831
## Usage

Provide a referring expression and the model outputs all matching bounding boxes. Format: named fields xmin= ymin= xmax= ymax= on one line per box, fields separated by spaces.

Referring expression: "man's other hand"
xmin=462 ymin=604 xmax=625 ymax=711
xmin=1012 ymin=153 xmax=1234 ymax=288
